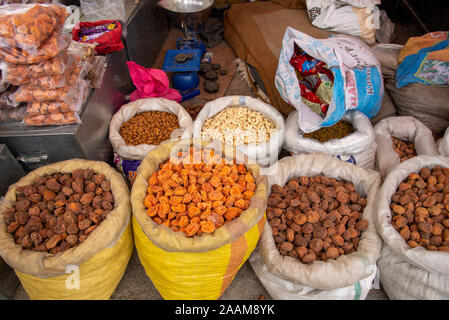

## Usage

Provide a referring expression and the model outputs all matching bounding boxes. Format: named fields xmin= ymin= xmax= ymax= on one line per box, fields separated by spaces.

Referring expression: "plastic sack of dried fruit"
xmin=285 ymin=110 xmax=377 ymax=169
xmin=109 ymin=97 xmax=193 ymax=184
xmin=374 ymin=116 xmax=439 ymax=179
xmin=193 ymin=95 xmax=285 ymax=168
xmin=130 ymin=139 xmax=268 ymax=299
xmin=0 ymin=159 xmax=133 ymax=300
xmin=249 ymin=153 xmax=382 ymax=299
xmin=374 ymin=155 xmax=449 ymax=299
xmin=276 ymin=27 xmax=384 ymax=133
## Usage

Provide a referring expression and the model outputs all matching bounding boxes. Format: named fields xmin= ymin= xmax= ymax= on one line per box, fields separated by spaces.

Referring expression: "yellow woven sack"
xmin=0 ymin=159 xmax=133 ymax=300
xmin=131 ymin=139 xmax=268 ymax=300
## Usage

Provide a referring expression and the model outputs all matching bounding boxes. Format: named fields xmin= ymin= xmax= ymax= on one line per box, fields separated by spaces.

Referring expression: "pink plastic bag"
xmin=127 ymin=61 xmax=181 ymax=102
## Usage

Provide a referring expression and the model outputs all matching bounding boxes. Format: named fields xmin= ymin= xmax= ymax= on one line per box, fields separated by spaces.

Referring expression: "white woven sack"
xmin=109 ymin=97 xmax=193 ymax=161
xmin=192 ymin=95 xmax=285 ymax=167
xmin=285 ymin=110 xmax=377 ymax=169
xmin=374 ymin=155 xmax=449 ymax=299
xmin=253 ymin=154 xmax=382 ymax=299
xmin=437 ymin=127 xmax=449 ymax=157
xmin=249 ymin=250 xmax=377 ymax=300
xmin=378 ymin=245 xmax=449 ymax=300
xmin=374 ymin=116 xmax=439 ymax=179
xmin=305 ymin=0 xmax=379 ymax=44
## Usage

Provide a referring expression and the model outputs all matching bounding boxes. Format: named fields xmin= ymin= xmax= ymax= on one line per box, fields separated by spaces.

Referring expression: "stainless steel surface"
xmin=123 ymin=0 xmax=169 ymax=68
xmin=157 ymin=0 xmax=214 ymax=13
xmin=0 ymin=53 xmax=126 ymax=169
xmin=0 ymin=144 xmax=25 ymax=196
xmin=158 ymin=0 xmax=213 ymax=29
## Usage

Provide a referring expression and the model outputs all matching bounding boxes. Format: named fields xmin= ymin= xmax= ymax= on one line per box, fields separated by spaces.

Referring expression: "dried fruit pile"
xmin=390 ymin=166 xmax=449 ymax=252
xmin=392 ymin=136 xmax=416 ymax=162
xmin=4 ymin=169 xmax=115 ymax=254
xmin=119 ymin=111 xmax=180 ymax=146
xmin=267 ymin=175 xmax=369 ymax=263
xmin=144 ymin=147 xmax=256 ymax=237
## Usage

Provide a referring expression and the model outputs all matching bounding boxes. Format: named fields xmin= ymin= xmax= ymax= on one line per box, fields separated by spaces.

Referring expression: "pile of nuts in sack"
xmin=119 ymin=111 xmax=180 ymax=146
xmin=4 ymin=169 xmax=115 ymax=253
xmin=267 ymin=175 xmax=369 ymax=263
xmin=390 ymin=166 xmax=449 ymax=252
xmin=143 ymin=146 xmax=256 ymax=237
xmin=201 ymin=106 xmax=276 ymax=146
xmin=302 ymin=120 xmax=354 ymax=143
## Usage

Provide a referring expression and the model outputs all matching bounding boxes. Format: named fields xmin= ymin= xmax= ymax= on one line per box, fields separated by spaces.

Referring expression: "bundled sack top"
xmin=275 ymin=27 xmax=384 ymax=133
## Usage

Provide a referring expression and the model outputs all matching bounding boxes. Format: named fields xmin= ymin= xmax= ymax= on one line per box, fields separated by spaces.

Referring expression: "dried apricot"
xmin=185 ymin=222 xmax=200 ymax=237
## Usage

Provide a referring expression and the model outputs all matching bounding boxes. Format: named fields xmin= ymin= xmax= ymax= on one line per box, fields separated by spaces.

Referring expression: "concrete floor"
xmin=12 ymin=72 xmax=388 ymax=301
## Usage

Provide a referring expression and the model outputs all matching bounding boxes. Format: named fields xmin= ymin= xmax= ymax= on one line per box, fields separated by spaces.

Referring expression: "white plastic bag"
xmin=249 ymin=251 xmax=377 ymax=300
xmin=284 ymin=110 xmax=377 ymax=169
xmin=437 ymin=127 xmax=449 ymax=157
xmin=305 ymin=0 xmax=380 ymax=44
xmin=192 ymin=95 xmax=285 ymax=167
xmin=374 ymin=116 xmax=439 ymax=179
xmin=275 ymin=27 xmax=384 ymax=133
xmin=374 ymin=155 xmax=449 ymax=299
xmin=251 ymin=154 xmax=382 ymax=299
xmin=80 ymin=0 xmax=125 ymax=22
xmin=378 ymin=245 xmax=449 ymax=300
xmin=109 ymin=97 xmax=193 ymax=161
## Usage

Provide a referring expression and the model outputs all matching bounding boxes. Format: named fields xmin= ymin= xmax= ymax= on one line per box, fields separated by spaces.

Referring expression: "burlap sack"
xmin=253 ymin=154 xmax=382 ymax=294
xmin=0 ymin=159 xmax=132 ymax=299
xmin=224 ymin=1 xmax=330 ymax=116
xmin=371 ymin=44 xmax=449 ymax=136
xmin=131 ymin=138 xmax=268 ymax=299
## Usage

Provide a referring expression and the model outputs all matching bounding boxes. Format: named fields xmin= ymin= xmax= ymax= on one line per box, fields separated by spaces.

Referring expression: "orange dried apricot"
xmin=146 ymin=205 xmax=158 ymax=217
xmin=201 ymin=221 xmax=216 ymax=234
xmin=225 ymin=207 xmax=242 ymax=220
xmin=179 ymin=216 xmax=189 ymax=228
xmin=209 ymin=190 xmax=224 ymax=201
xmin=188 ymin=205 xmax=201 ymax=218
xmin=186 ymin=222 xmax=200 ymax=237
xmin=171 ymin=204 xmax=186 ymax=212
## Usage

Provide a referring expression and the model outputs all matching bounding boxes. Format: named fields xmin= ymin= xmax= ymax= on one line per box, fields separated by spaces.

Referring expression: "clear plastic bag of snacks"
xmin=0 ymin=31 xmax=71 ymax=64
xmin=11 ymin=65 xmax=89 ymax=103
xmin=23 ymin=110 xmax=81 ymax=126
xmin=0 ymin=104 xmax=26 ymax=122
xmin=2 ymin=52 xmax=73 ymax=86
xmin=85 ymin=55 xmax=107 ymax=88
xmin=26 ymin=82 xmax=89 ymax=116
xmin=0 ymin=85 xmax=19 ymax=107
xmin=67 ymin=40 xmax=97 ymax=63
xmin=0 ymin=3 xmax=69 ymax=53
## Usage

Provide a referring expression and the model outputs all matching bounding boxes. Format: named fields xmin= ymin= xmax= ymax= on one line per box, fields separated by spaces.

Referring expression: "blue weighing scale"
xmin=163 ymin=48 xmax=202 ymax=102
